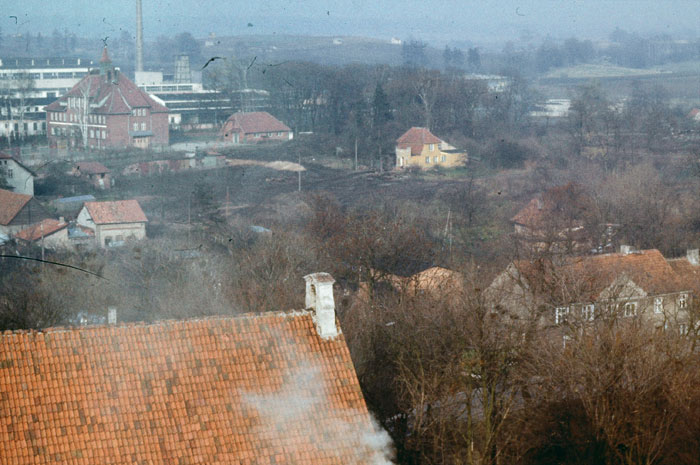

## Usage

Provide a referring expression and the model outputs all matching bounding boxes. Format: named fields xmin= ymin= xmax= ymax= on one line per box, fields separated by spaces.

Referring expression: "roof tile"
xmin=84 ymin=200 xmax=147 ymax=224
xmin=0 ymin=189 xmax=32 ymax=225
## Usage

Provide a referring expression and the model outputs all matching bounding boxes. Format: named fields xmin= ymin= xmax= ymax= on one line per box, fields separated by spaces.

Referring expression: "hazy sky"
xmin=3 ymin=1 xmax=699 ymax=47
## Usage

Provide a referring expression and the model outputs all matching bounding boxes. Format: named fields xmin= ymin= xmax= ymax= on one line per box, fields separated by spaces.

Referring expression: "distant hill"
xmin=196 ymin=34 xmax=443 ymax=67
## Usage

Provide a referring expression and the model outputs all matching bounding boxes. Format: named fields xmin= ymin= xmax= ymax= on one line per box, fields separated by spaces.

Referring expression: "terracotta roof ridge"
xmin=0 ymin=311 xmax=315 ymax=336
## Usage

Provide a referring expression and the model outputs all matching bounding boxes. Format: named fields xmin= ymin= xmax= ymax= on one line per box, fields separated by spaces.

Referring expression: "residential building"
xmin=395 ymin=127 xmax=467 ymax=170
xmin=0 ymin=188 xmax=50 ymax=235
xmin=220 ymin=111 xmax=293 ymax=144
xmin=0 ymin=56 xmax=94 ymax=141
xmin=13 ymin=217 xmax=69 ymax=249
xmin=488 ymin=247 xmax=692 ymax=331
xmin=0 ymin=150 xmax=35 ymax=195
xmin=0 ymin=273 xmax=389 ymax=465
xmin=71 ymin=161 xmax=111 ymax=190
xmin=45 ymin=47 xmax=169 ymax=150
xmin=77 ymin=199 xmax=147 ymax=247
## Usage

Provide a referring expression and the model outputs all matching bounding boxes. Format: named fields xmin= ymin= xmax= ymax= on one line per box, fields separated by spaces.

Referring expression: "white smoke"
xmin=241 ymin=359 xmax=395 ymax=464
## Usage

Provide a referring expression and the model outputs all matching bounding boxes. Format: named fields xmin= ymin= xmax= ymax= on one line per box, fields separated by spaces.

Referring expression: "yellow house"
xmin=395 ymin=127 xmax=467 ymax=170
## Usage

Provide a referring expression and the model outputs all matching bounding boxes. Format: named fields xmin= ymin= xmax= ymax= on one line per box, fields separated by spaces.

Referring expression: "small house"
xmin=0 ymin=188 xmax=51 ymax=235
xmin=395 ymin=127 xmax=466 ymax=170
xmin=220 ymin=111 xmax=293 ymax=144
xmin=72 ymin=161 xmax=112 ymax=189
xmin=0 ymin=151 xmax=35 ymax=196
xmin=77 ymin=199 xmax=147 ymax=247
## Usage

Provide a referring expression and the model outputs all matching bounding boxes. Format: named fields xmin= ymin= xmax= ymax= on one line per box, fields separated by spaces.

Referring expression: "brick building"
xmin=45 ymin=47 xmax=169 ymax=150
xmin=220 ymin=111 xmax=292 ymax=144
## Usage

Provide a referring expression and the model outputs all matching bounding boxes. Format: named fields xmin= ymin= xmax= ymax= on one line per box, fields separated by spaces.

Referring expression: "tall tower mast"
xmin=136 ymin=0 xmax=144 ymax=72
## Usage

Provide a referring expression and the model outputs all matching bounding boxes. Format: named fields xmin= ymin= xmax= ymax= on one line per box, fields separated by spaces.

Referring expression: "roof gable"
xmin=0 ymin=188 xmax=32 ymax=225
xmin=84 ymin=200 xmax=147 ymax=224
xmin=396 ymin=127 xmax=443 ymax=155
xmin=14 ymin=218 xmax=68 ymax=241
xmin=223 ymin=111 xmax=291 ymax=135
xmin=0 ymin=314 xmax=387 ymax=464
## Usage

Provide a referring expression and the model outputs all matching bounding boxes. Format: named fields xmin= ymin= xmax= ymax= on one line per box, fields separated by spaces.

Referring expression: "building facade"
xmin=220 ymin=111 xmax=293 ymax=144
xmin=45 ymin=48 xmax=169 ymax=150
xmin=395 ymin=127 xmax=467 ymax=169
xmin=77 ymin=199 xmax=147 ymax=247
xmin=0 ymin=151 xmax=35 ymax=195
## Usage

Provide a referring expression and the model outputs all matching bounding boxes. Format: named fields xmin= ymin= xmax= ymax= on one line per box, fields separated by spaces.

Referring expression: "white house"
xmin=0 ymin=151 xmax=35 ymax=196
xmin=77 ymin=199 xmax=147 ymax=248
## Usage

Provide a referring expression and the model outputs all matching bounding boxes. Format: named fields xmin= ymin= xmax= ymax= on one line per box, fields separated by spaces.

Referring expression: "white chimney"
xmin=304 ymin=273 xmax=338 ymax=339
xmin=107 ymin=307 xmax=117 ymax=325
xmin=688 ymin=249 xmax=700 ymax=266
xmin=620 ymin=245 xmax=633 ymax=255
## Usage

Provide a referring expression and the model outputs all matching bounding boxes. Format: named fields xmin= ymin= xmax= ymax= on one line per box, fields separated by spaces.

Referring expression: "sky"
xmin=2 ymin=0 xmax=699 ymax=48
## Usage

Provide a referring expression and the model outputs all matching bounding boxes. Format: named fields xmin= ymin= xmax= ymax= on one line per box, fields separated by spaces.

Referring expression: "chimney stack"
xmin=136 ymin=0 xmax=144 ymax=72
xmin=108 ymin=307 xmax=117 ymax=325
xmin=304 ymin=273 xmax=338 ymax=339
xmin=688 ymin=249 xmax=700 ymax=266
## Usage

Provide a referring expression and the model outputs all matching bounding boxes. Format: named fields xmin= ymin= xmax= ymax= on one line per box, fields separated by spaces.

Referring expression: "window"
xmin=433 ymin=156 xmax=438 ymax=163
xmin=624 ymin=302 xmax=637 ymax=317
xmin=555 ymin=306 xmax=570 ymax=324
xmin=133 ymin=123 xmax=138 ymax=131
xmin=6 ymin=169 xmax=13 ymax=178
xmin=679 ymin=293 xmax=688 ymax=309
xmin=680 ymin=323 xmax=689 ymax=335
xmin=425 ymin=157 xmax=430 ymax=164
xmin=441 ymin=155 xmax=446 ymax=162
xmin=654 ymin=297 xmax=663 ymax=314
xmin=89 ymin=129 xmax=94 ymax=138
xmin=116 ymin=235 xmax=124 ymax=242
xmin=102 ymin=131 xmax=106 ymax=139
xmin=582 ymin=304 xmax=595 ymax=321
xmin=104 ymin=236 xmax=112 ymax=246
xmin=141 ymin=122 xmax=146 ymax=131
xmin=33 ymin=122 xmax=37 ymax=131
xmin=429 ymin=144 xmax=434 ymax=151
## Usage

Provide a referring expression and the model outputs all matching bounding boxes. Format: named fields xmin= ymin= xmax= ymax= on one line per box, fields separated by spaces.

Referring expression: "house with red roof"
xmin=395 ymin=127 xmax=467 ymax=170
xmin=220 ymin=111 xmax=292 ymax=144
xmin=0 ymin=273 xmax=392 ymax=465
xmin=488 ymin=248 xmax=693 ymax=333
xmin=45 ymin=47 xmax=169 ymax=150
xmin=0 ymin=188 xmax=51 ymax=235
xmin=13 ymin=218 xmax=69 ymax=249
xmin=71 ymin=161 xmax=112 ymax=190
xmin=0 ymin=151 xmax=36 ymax=196
xmin=77 ymin=199 xmax=147 ymax=247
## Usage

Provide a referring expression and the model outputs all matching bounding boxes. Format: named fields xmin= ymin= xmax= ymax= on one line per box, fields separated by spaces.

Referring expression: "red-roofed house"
xmin=13 ymin=218 xmax=69 ymax=249
xmin=220 ymin=111 xmax=293 ymax=144
xmin=46 ymin=47 xmax=169 ymax=150
xmin=77 ymin=199 xmax=147 ymax=247
xmin=0 ymin=188 xmax=51 ymax=235
xmin=488 ymin=248 xmax=693 ymax=331
xmin=395 ymin=127 xmax=467 ymax=169
xmin=0 ymin=273 xmax=392 ymax=465
xmin=71 ymin=161 xmax=112 ymax=189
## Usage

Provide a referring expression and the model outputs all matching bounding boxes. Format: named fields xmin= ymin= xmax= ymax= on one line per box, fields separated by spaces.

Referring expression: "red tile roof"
xmin=396 ymin=127 xmax=443 ymax=155
xmin=0 ymin=314 xmax=385 ymax=465
xmin=0 ymin=188 xmax=31 ymax=225
xmin=14 ymin=218 xmax=67 ymax=242
xmin=84 ymin=200 xmax=147 ymax=224
xmin=513 ymin=249 xmax=686 ymax=303
xmin=221 ymin=111 xmax=291 ymax=135
xmin=668 ymin=257 xmax=700 ymax=296
xmin=45 ymin=58 xmax=168 ymax=116
xmin=74 ymin=161 xmax=110 ymax=175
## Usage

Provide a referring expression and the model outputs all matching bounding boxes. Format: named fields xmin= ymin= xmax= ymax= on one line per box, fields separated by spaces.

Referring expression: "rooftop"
xmin=0 ymin=313 xmax=385 ymax=464
xmin=396 ymin=127 xmax=443 ymax=155
xmin=222 ymin=111 xmax=291 ymax=134
xmin=0 ymin=188 xmax=32 ymax=226
xmin=84 ymin=200 xmax=148 ymax=225
xmin=13 ymin=218 xmax=67 ymax=242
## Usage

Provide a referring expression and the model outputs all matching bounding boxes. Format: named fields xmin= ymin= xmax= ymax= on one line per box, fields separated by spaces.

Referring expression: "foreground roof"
xmin=396 ymin=127 xmax=443 ymax=155
xmin=14 ymin=218 xmax=67 ymax=242
xmin=0 ymin=314 xmax=382 ymax=465
xmin=223 ymin=111 xmax=291 ymax=134
xmin=84 ymin=200 xmax=147 ymax=224
xmin=0 ymin=189 xmax=31 ymax=225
